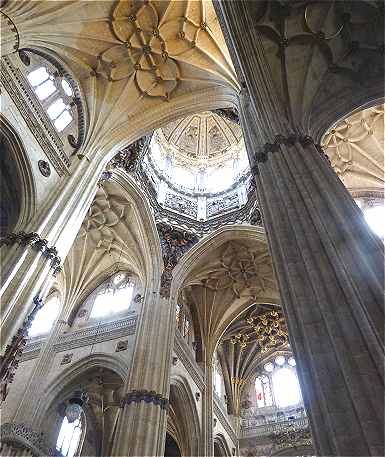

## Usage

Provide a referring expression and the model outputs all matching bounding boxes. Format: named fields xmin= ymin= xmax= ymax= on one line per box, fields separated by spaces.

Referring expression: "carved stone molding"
xmin=38 ymin=159 xmax=51 ymax=177
xmin=1 ymin=57 xmax=70 ymax=176
xmin=213 ymin=400 xmax=237 ymax=446
xmin=22 ymin=315 xmax=138 ymax=361
xmin=270 ymin=423 xmax=312 ymax=451
xmin=0 ymin=296 xmax=43 ymax=403
xmin=121 ymin=389 xmax=169 ymax=410
xmin=252 ymin=134 xmax=331 ymax=166
xmin=157 ymin=223 xmax=198 ymax=298
xmin=0 ymin=232 xmax=62 ymax=276
xmin=0 ymin=422 xmax=58 ymax=457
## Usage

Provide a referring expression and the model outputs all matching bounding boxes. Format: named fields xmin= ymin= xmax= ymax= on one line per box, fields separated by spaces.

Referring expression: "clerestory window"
xmin=27 ymin=66 xmax=74 ymax=132
xmin=28 ymin=295 xmax=60 ymax=337
xmin=90 ymin=273 xmax=134 ymax=319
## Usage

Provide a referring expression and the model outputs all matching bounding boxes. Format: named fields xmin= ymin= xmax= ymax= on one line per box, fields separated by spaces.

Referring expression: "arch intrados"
xmin=35 ymin=353 xmax=127 ymax=427
xmin=311 ymin=91 xmax=385 ymax=143
xmin=171 ymin=225 xmax=268 ymax=297
xmin=91 ymin=86 xmax=239 ymax=170
xmin=169 ymin=376 xmax=201 ymax=456
xmin=0 ymin=115 xmax=36 ymax=232
xmin=214 ymin=433 xmax=232 ymax=457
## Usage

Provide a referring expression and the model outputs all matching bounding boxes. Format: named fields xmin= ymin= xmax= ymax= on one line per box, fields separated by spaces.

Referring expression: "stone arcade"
xmin=0 ymin=1 xmax=384 ymax=457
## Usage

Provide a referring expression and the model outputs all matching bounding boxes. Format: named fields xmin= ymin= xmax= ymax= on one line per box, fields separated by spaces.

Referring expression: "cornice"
xmin=0 ymin=56 xmax=70 ymax=176
xmin=173 ymin=330 xmax=205 ymax=391
xmin=21 ymin=316 xmax=137 ymax=361
xmin=213 ymin=399 xmax=238 ymax=445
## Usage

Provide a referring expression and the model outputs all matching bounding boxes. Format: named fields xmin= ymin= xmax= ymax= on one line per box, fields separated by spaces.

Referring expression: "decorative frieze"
xmin=0 ymin=57 xmax=70 ymax=176
xmin=0 ymin=296 xmax=43 ymax=402
xmin=0 ymin=232 xmax=62 ymax=276
xmin=0 ymin=422 xmax=58 ymax=457
xmin=121 ymin=390 xmax=169 ymax=410
xmin=157 ymin=223 xmax=198 ymax=298
xmin=252 ymin=134 xmax=331 ymax=165
xmin=270 ymin=422 xmax=312 ymax=450
xmin=21 ymin=315 xmax=137 ymax=361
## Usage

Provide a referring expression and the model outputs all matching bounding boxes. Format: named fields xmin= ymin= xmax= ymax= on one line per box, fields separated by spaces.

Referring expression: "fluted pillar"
xmin=111 ymin=293 xmax=175 ymax=456
xmin=202 ymin=362 xmax=214 ymax=457
xmin=0 ymin=157 xmax=101 ymax=349
xmin=240 ymin=97 xmax=384 ymax=456
xmin=215 ymin=1 xmax=384 ymax=455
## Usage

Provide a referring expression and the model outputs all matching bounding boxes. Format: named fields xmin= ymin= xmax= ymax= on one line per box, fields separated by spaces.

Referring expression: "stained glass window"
xmin=56 ymin=416 xmax=83 ymax=457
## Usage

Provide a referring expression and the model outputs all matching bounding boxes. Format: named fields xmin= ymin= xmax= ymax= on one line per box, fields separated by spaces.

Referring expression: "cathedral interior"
xmin=0 ymin=1 xmax=384 ymax=456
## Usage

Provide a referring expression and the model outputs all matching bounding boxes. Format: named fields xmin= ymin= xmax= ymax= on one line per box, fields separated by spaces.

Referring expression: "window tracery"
xmin=56 ymin=415 xmax=84 ymax=457
xmin=90 ymin=273 xmax=134 ymax=319
xmin=28 ymin=295 xmax=60 ymax=337
xmin=175 ymin=303 xmax=193 ymax=344
xmin=27 ymin=65 xmax=74 ymax=132
xmin=254 ymin=355 xmax=302 ymax=410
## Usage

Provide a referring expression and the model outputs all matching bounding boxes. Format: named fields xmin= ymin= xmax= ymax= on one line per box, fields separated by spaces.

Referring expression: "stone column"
xmin=240 ymin=88 xmax=384 ymax=457
xmin=215 ymin=2 xmax=384 ymax=455
xmin=111 ymin=293 xmax=175 ymax=457
xmin=202 ymin=362 xmax=214 ymax=457
xmin=0 ymin=157 xmax=101 ymax=349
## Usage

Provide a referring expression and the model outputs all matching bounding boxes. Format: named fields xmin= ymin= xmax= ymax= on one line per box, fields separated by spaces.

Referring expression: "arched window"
xmin=175 ymin=303 xmax=193 ymax=344
xmin=255 ymin=355 xmax=302 ymax=409
xmin=27 ymin=66 xmax=74 ymax=132
xmin=56 ymin=415 xmax=83 ymax=457
xmin=28 ymin=296 xmax=60 ymax=337
xmin=27 ymin=67 xmax=57 ymax=100
xmin=255 ymin=375 xmax=273 ymax=408
xmin=213 ymin=359 xmax=222 ymax=397
xmin=272 ymin=367 xmax=301 ymax=408
xmin=90 ymin=273 xmax=134 ymax=319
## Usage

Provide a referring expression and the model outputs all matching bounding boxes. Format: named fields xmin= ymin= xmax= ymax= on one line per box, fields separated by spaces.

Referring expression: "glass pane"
xmin=35 ymin=79 xmax=57 ymax=100
xmin=27 ymin=67 xmax=50 ymax=86
xmin=214 ymin=369 xmax=222 ymax=396
xmin=364 ymin=205 xmax=385 ymax=238
xmin=28 ymin=296 xmax=60 ymax=337
xmin=288 ymin=357 xmax=296 ymax=367
xmin=54 ymin=110 xmax=73 ymax=132
xmin=275 ymin=355 xmax=285 ymax=366
xmin=47 ymin=98 xmax=66 ymax=120
xmin=56 ymin=417 xmax=82 ymax=457
xmin=264 ymin=362 xmax=274 ymax=373
xmin=61 ymin=79 xmax=73 ymax=96
xmin=255 ymin=377 xmax=265 ymax=408
xmin=272 ymin=367 xmax=302 ymax=407
xmin=90 ymin=282 xmax=134 ymax=318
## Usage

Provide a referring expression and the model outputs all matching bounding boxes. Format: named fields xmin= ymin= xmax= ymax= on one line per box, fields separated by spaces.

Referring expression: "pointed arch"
xmin=0 ymin=114 xmax=36 ymax=234
xmin=34 ymin=353 xmax=127 ymax=428
xmin=168 ymin=375 xmax=201 ymax=457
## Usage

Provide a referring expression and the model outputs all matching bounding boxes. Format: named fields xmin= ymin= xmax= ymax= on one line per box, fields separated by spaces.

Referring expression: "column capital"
xmin=250 ymin=133 xmax=331 ymax=168
xmin=121 ymin=389 xmax=169 ymax=410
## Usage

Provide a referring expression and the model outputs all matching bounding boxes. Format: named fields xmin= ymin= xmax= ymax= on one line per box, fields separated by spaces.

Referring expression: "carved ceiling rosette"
xmin=204 ymin=242 xmax=273 ymax=298
xmin=96 ymin=0 xmax=233 ymax=100
xmin=322 ymin=104 xmax=384 ymax=192
xmin=97 ymin=1 xmax=179 ymax=99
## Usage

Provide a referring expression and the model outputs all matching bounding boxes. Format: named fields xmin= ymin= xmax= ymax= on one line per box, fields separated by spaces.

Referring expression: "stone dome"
xmin=156 ymin=111 xmax=243 ymax=170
